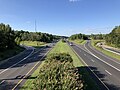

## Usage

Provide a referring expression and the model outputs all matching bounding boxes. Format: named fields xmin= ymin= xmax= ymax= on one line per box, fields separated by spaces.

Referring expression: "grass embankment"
xmin=91 ymin=40 xmax=120 ymax=61
xmin=70 ymin=39 xmax=86 ymax=45
xmin=0 ymin=46 xmax=24 ymax=62
xmin=20 ymin=41 xmax=46 ymax=48
xmin=21 ymin=40 xmax=99 ymax=90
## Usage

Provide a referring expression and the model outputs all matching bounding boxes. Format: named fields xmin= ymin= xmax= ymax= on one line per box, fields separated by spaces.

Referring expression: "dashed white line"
xmin=91 ymin=59 xmax=95 ymax=62
xmin=69 ymin=44 xmax=109 ymax=90
xmin=88 ymin=44 xmax=120 ymax=65
xmin=84 ymin=44 xmax=120 ymax=72
xmin=0 ymin=49 xmax=34 ymax=75
xmin=105 ymin=70 xmax=112 ymax=75
xmin=0 ymin=80 xmax=5 ymax=84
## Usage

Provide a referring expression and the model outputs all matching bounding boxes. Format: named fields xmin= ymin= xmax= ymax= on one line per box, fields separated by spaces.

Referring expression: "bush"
xmin=33 ymin=53 xmax=83 ymax=90
xmin=46 ymin=53 xmax=73 ymax=63
xmin=62 ymin=39 xmax=66 ymax=43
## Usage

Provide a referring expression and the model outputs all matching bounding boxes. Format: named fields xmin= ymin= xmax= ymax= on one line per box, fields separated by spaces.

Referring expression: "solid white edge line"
xmin=103 ymin=47 xmax=120 ymax=56
xmin=0 ymin=80 xmax=5 ymax=84
xmin=87 ymin=43 xmax=120 ymax=65
xmin=105 ymin=70 xmax=112 ymax=75
xmin=84 ymin=44 xmax=120 ymax=72
xmin=68 ymin=43 xmax=109 ymax=90
xmin=0 ymin=49 xmax=34 ymax=75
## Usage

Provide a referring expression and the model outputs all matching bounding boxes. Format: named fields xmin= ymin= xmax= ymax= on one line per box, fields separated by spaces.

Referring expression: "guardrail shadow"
xmin=77 ymin=66 xmax=120 ymax=90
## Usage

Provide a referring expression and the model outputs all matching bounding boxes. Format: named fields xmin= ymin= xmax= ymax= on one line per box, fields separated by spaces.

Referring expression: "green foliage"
xmin=70 ymin=39 xmax=86 ymax=45
xmin=46 ymin=53 xmax=73 ymax=63
xmin=62 ymin=39 xmax=66 ymax=43
xmin=69 ymin=33 xmax=88 ymax=40
xmin=0 ymin=23 xmax=16 ymax=51
xmin=33 ymin=53 xmax=83 ymax=90
xmin=15 ymin=31 xmax=55 ymax=43
xmin=0 ymin=23 xmax=57 ymax=51
xmin=91 ymin=34 xmax=105 ymax=40
xmin=105 ymin=26 xmax=120 ymax=48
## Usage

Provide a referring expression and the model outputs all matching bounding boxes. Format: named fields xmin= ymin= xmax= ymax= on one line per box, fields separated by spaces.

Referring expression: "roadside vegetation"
xmin=69 ymin=33 xmax=88 ymax=40
xmin=0 ymin=46 xmax=24 ymax=61
xmin=105 ymin=26 xmax=120 ymax=48
xmin=20 ymin=41 xmax=46 ymax=48
xmin=91 ymin=40 xmax=120 ymax=61
xmin=21 ymin=40 xmax=99 ymax=90
xmin=70 ymin=39 xmax=86 ymax=45
xmin=0 ymin=23 xmax=24 ymax=61
xmin=69 ymin=33 xmax=88 ymax=45
xmin=90 ymin=26 xmax=120 ymax=61
xmin=0 ymin=23 xmax=57 ymax=61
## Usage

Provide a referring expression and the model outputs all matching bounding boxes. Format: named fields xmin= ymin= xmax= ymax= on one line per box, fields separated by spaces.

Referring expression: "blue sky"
xmin=0 ymin=0 xmax=120 ymax=36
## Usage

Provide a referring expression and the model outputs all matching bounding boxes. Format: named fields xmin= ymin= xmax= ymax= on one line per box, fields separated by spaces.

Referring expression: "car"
xmin=70 ymin=43 xmax=73 ymax=46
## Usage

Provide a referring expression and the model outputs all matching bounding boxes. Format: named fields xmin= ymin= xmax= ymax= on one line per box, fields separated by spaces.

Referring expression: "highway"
xmin=0 ymin=44 xmax=54 ymax=90
xmin=69 ymin=41 xmax=120 ymax=90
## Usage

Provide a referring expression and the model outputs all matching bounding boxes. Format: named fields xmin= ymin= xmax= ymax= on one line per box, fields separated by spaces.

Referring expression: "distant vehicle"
xmin=70 ymin=42 xmax=73 ymax=46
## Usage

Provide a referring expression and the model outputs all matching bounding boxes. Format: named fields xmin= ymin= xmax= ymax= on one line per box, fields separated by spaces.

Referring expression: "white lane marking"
xmin=84 ymin=44 xmax=120 ymax=72
xmin=91 ymin=59 xmax=95 ymax=62
xmin=103 ymin=47 xmax=120 ymax=56
xmin=23 ymin=57 xmax=27 ymax=60
xmin=105 ymin=70 xmax=112 ymax=75
xmin=12 ymin=45 xmax=53 ymax=90
xmin=88 ymin=44 xmax=120 ymax=65
xmin=0 ymin=80 xmax=5 ymax=84
xmin=69 ymin=44 xmax=109 ymax=90
xmin=0 ymin=49 xmax=34 ymax=75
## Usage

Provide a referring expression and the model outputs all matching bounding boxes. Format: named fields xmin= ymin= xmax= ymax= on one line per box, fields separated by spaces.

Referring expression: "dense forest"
xmin=105 ymin=26 xmax=120 ymax=48
xmin=69 ymin=33 xmax=88 ymax=40
xmin=0 ymin=23 xmax=56 ymax=51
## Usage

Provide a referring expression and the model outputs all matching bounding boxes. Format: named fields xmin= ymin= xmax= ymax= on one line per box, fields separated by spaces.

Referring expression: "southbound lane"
xmin=69 ymin=42 xmax=120 ymax=90
xmin=0 ymin=44 xmax=54 ymax=90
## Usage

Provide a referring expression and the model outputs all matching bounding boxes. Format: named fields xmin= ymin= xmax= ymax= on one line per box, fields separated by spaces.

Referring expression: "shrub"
xmin=33 ymin=53 xmax=83 ymax=90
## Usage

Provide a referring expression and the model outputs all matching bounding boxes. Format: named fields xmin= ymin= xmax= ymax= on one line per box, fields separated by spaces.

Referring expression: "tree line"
xmin=105 ymin=26 xmax=120 ymax=48
xmin=69 ymin=33 xmax=88 ymax=40
xmin=0 ymin=23 xmax=56 ymax=51
xmin=90 ymin=34 xmax=105 ymax=40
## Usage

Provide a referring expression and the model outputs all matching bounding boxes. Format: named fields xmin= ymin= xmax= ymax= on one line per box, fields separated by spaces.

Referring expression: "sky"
xmin=0 ymin=0 xmax=120 ymax=36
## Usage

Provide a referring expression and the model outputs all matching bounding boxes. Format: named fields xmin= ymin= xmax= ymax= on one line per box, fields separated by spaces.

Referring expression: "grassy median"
xmin=21 ymin=40 xmax=99 ymax=90
xmin=91 ymin=40 xmax=120 ymax=61
xmin=70 ymin=39 xmax=86 ymax=45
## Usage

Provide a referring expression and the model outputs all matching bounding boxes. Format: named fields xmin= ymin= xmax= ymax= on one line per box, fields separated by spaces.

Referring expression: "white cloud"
xmin=69 ymin=0 xmax=81 ymax=2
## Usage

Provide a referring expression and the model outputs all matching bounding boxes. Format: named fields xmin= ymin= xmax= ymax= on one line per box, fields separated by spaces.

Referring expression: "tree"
xmin=69 ymin=33 xmax=88 ymax=40
xmin=105 ymin=26 xmax=120 ymax=48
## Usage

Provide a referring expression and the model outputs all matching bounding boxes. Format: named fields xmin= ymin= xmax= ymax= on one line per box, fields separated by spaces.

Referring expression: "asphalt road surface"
xmin=0 ymin=44 xmax=54 ymax=90
xmin=69 ymin=41 xmax=120 ymax=90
